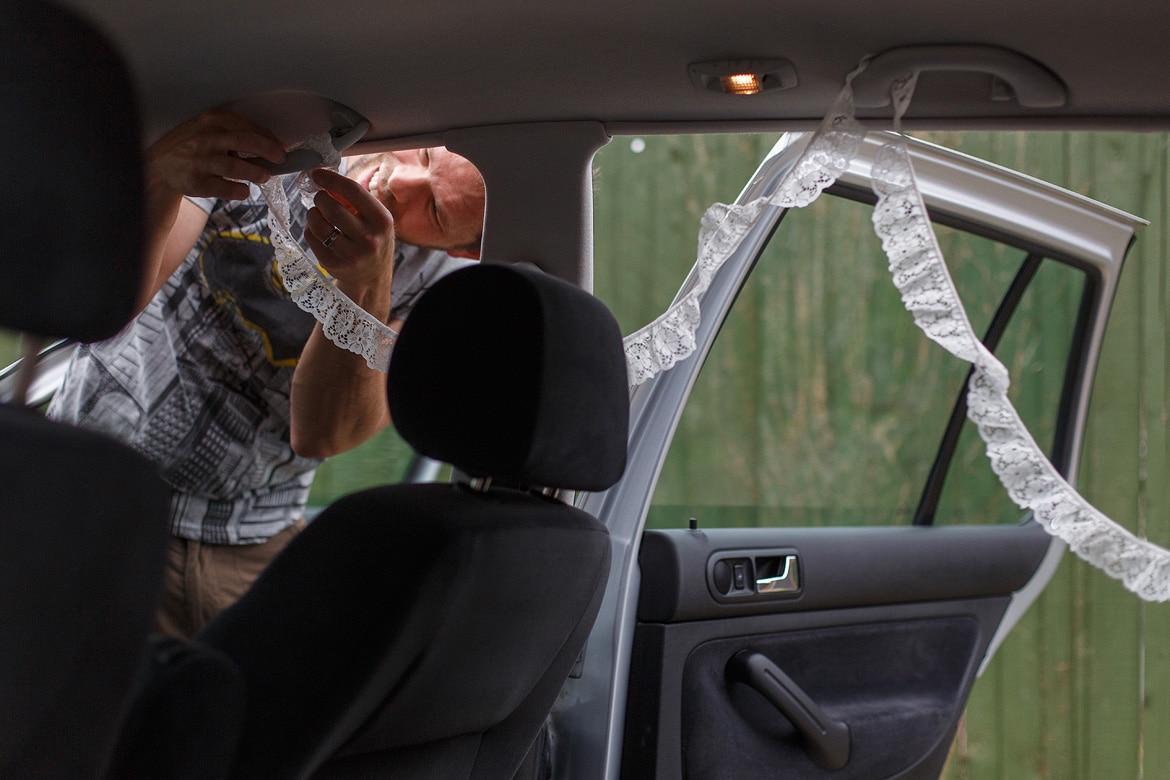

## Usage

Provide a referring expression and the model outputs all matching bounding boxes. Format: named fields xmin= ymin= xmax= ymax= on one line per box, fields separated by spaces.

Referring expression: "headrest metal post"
xmin=534 ymin=486 xmax=565 ymax=503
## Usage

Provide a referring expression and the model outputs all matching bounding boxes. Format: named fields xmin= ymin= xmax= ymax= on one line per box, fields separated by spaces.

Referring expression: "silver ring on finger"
xmin=322 ymin=225 xmax=342 ymax=248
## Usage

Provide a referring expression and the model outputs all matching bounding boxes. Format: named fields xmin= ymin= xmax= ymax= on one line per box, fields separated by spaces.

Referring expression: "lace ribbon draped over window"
xmin=621 ymin=63 xmax=1170 ymax=601
xmin=259 ymin=134 xmax=397 ymax=373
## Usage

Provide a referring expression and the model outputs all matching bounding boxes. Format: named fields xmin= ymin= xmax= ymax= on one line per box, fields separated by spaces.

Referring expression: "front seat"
xmin=0 ymin=1 xmax=170 ymax=777
xmin=122 ymin=262 xmax=629 ymax=779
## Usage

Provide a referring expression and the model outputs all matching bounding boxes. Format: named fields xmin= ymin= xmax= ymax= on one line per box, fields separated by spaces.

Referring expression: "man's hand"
xmin=140 ymin=110 xmax=288 ymax=311
xmin=304 ymin=167 xmax=397 ymax=298
xmin=146 ymin=109 xmax=287 ymax=202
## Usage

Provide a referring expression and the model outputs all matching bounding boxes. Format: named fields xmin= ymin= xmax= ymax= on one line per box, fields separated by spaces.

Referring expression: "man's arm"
xmin=289 ymin=168 xmax=398 ymax=458
xmin=138 ymin=110 xmax=287 ymax=311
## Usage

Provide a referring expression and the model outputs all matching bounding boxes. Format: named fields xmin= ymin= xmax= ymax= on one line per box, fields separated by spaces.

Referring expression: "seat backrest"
xmin=196 ymin=263 xmax=628 ymax=779
xmin=0 ymin=2 xmax=170 ymax=776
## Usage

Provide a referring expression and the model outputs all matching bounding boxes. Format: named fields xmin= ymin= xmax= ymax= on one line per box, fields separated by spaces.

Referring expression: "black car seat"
xmin=117 ymin=262 xmax=628 ymax=779
xmin=0 ymin=1 xmax=171 ymax=777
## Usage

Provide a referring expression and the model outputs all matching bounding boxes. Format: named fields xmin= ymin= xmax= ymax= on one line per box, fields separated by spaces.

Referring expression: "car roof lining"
xmin=57 ymin=0 xmax=1170 ymax=145
xmin=53 ymin=0 xmax=1170 ymax=285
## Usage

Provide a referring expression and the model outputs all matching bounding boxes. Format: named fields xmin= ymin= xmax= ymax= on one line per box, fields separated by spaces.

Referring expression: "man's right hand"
xmin=138 ymin=110 xmax=288 ymax=311
xmin=145 ymin=109 xmax=287 ymax=202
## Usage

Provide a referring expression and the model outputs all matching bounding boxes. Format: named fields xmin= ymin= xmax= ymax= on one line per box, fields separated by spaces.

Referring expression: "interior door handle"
xmin=728 ymin=650 xmax=851 ymax=771
xmin=756 ymin=554 xmax=799 ymax=593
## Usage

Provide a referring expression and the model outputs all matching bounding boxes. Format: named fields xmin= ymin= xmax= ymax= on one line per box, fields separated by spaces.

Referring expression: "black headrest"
xmin=388 ymin=264 xmax=629 ymax=492
xmin=0 ymin=0 xmax=144 ymax=341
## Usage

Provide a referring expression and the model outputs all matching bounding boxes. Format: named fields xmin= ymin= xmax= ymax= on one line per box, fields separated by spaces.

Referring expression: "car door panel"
xmin=623 ymin=524 xmax=1050 ymax=777
xmin=639 ymin=613 xmax=988 ymax=779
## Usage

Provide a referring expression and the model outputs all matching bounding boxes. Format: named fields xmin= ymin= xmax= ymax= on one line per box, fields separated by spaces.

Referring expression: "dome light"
xmin=689 ymin=59 xmax=798 ymax=96
xmin=720 ymin=73 xmax=764 ymax=95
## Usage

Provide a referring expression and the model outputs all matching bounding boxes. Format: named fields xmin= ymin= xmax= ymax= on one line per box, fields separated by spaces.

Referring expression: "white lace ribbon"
xmin=871 ymin=75 xmax=1170 ymax=601
xmin=623 ymin=62 xmax=1170 ymax=600
xmin=259 ymin=133 xmax=397 ymax=372
xmin=622 ymin=62 xmax=869 ymax=387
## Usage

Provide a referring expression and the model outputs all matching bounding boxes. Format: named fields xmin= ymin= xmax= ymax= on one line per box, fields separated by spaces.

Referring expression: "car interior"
xmin=4 ymin=0 xmax=1170 ymax=777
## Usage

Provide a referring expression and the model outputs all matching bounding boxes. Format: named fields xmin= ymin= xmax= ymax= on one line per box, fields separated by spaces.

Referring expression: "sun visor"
xmin=217 ymin=92 xmax=369 ymax=174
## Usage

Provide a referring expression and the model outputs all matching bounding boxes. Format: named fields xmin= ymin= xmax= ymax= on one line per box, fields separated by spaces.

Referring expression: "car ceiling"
xmin=51 ymin=0 xmax=1170 ymax=285
xmin=57 ymin=0 xmax=1170 ymax=144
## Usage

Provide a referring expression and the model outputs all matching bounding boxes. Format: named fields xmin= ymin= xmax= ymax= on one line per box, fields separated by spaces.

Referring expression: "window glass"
xmin=933 ymin=259 xmax=1084 ymax=526
xmin=635 ymin=184 xmax=1084 ymax=529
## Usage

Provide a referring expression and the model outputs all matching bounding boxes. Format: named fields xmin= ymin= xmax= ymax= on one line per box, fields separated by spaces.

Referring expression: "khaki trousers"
xmin=156 ymin=519 xmax=306 ymax=640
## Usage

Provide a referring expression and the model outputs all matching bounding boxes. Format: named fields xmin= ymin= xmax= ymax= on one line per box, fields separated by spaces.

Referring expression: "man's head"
xmin=346 ymin=148 xmax=485 ymax=259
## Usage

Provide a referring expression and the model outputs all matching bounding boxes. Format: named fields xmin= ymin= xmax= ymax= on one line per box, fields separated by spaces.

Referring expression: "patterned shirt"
xmin=48 ymin=174 xmax=472 ymax=544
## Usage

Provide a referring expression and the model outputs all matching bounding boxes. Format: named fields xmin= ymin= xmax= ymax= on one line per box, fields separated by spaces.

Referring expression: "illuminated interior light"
xmin=719 ymin=73 xmax=764 ymax=95
xmin=689 ymin=59 xmax=798 ymax=96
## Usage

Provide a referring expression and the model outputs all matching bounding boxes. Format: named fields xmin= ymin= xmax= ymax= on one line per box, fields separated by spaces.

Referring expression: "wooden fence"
xmin=912 ymin=132 xmax=1169 ymax=780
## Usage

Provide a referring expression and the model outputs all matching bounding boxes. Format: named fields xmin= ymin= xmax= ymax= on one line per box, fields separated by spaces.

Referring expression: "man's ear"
xmin=448 ymin=247 xmax=481 ymax=260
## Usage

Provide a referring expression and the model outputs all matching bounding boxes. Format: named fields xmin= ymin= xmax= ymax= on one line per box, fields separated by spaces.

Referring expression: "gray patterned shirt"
xmin=48 ymin=174 xmax=472 ymax=544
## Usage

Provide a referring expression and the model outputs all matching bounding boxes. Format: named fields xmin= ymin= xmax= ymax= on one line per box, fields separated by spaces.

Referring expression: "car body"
xmin=6 ymin=0 xmax=1170 ymax=777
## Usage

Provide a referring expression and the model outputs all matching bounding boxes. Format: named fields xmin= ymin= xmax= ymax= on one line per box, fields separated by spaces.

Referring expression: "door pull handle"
xmin=756 ymin=554 xmax=799 ymax=593
xmin=727 ymin=650 xmax=850 ymax=771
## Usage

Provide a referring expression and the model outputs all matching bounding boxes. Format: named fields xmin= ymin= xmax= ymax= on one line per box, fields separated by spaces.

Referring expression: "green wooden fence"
xmin=3 ymin=129 xmax=1166 ymax=778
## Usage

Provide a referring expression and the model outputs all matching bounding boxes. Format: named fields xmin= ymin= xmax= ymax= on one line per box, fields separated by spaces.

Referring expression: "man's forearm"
xmin=289 ymin=277 xmax=395 ymax=459
xmin=290 ymin=164 xmax=400 ymax=458
xmin=138 ymin=188 xmax=208 ymax=313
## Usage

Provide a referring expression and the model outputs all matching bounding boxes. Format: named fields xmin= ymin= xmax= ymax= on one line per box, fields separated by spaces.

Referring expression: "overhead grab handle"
xmin=852 ymin=44 xmax=1067 ymax=108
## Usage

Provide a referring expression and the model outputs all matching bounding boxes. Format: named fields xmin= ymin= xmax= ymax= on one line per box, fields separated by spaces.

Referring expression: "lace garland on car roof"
xmin=259 ymin=134 xmax=397 ymax=373
xmin=622 ymin=62 xmax=1170 ymax=601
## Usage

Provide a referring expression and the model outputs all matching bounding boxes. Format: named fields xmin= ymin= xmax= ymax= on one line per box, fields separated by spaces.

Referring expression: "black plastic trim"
xmin=637 ymin=523 xmax=1051 ymax=623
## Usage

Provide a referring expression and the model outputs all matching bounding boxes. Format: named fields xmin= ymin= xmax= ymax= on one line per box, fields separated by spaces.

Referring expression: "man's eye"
xmin=422 ymin=148 xmax=431 ymax=166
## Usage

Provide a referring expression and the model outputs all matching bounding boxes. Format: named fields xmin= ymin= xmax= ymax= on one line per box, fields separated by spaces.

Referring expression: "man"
xmin=48 ymin=109 xmax=486 ymax=638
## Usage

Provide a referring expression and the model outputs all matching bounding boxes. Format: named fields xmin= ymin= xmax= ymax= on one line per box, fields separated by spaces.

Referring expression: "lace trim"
xmin=259 ymin=133 xmax=397 ymax=373
xmin=622 ymin=62 xmax=1170 ymax=600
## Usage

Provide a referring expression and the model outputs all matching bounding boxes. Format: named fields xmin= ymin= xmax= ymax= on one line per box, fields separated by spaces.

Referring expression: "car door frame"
xmin=553 ymin=130 xmax=1145 ymax=778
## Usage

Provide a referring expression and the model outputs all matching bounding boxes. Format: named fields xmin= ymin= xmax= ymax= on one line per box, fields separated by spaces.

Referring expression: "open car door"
xmin=556 ymin=132 xmax=1143 ymax=778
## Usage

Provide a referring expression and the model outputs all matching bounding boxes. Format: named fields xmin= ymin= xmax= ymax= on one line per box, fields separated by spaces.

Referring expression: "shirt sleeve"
xmin=184 ymin=195 xmax=217 ymax=214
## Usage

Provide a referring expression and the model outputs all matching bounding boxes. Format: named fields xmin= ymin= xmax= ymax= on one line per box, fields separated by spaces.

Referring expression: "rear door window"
xmin=592 ymin=134 xmax=1088 ymax=531
xmin=648 ymin=194 xmax=1085 ymax=529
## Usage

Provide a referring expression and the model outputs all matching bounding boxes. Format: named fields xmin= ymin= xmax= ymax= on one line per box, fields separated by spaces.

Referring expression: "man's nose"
xmin=388 ymin=166 xmax=428 ymax=205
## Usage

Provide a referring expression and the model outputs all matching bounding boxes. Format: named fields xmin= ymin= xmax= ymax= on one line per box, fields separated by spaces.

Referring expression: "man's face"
xmin=346 ymin=147 xmax=484 ymax=258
